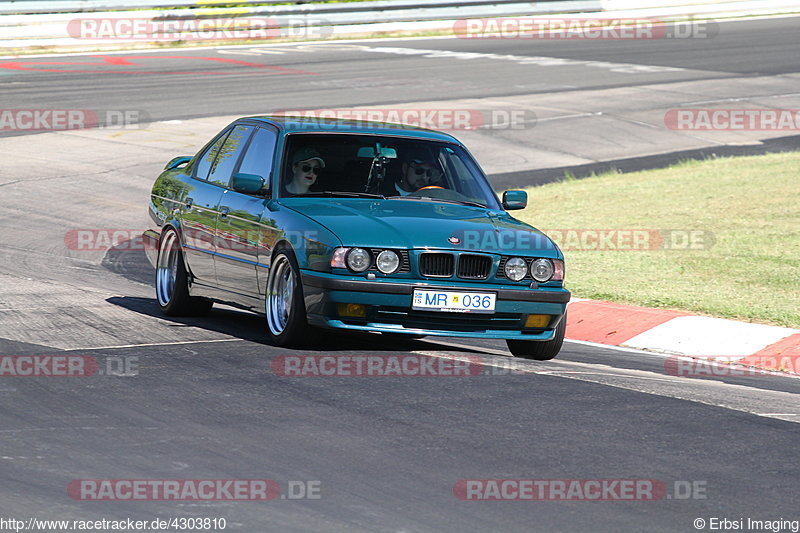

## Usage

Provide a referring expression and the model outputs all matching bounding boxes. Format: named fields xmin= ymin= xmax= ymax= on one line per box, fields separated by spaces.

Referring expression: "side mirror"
xmin=231 ymin=173 xmax=266 ymax=195
xmin=502 ymin=190 xmax=527 ymax=210
xmin=164 ymin=156 xmax=192 ymax=170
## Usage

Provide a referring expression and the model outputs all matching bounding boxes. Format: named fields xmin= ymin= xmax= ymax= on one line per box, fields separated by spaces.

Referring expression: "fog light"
xmin=337 ymin=303 xmax=366 ymax=318
xmin=524 ymin=314 xmax=551 ymax=328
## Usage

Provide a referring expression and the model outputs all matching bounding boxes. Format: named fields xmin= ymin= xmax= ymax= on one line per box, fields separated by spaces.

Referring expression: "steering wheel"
xmin=415 ymin=186 xmax=445 ymax=191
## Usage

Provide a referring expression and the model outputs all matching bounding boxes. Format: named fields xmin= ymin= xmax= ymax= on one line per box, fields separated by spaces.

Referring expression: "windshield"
xmin=281 ymin=134 xmax=501 ymax=209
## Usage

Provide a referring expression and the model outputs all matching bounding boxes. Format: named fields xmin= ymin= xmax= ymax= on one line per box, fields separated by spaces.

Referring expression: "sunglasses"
xmin=410 ymin=164 xmax=440 ymax=178
xmin=301 ymin=164 xmax=321 ymax=175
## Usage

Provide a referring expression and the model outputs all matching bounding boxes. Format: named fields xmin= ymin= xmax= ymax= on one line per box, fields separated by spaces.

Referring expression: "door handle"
xmin=220 ymin=206 xmax=229 ymax=219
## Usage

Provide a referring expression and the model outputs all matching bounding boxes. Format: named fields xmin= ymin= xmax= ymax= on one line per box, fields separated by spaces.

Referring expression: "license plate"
xmin=412 ymin=289 xmax=496 ymax=314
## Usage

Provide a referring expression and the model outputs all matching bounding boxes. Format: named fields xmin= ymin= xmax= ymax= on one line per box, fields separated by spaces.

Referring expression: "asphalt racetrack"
xmin=0 ymin=16 xmax=799 ymax=532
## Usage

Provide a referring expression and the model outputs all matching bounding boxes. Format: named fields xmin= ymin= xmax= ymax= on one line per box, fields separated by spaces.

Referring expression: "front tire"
xmin=155 ymin=228 xmax=213 ymax=316
xmin=506 ymin=312 xmax=567 ymax=361
xmin=265 ymin=249 xmax=311 ymax=347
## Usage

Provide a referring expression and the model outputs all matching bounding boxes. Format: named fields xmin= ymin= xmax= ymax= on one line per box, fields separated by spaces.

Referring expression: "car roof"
xmin=239 ymin=115 xmax=461 ymax=142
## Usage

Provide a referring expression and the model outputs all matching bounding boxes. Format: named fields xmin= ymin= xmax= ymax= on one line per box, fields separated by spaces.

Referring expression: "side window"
xmin=194 ymin=129 xmax=230 ymax=180
xmin=237 ymin=127 xmax=278 ymax=193
xmin=443 ymin=148 xmax=485 ymax=204
xmin=207 ymin=125 xmax=254 ymax=187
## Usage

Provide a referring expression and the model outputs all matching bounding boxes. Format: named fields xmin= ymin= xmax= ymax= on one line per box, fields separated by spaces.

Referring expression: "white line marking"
xmin=359 ymin=46 xmax=685 ymax=74
xmin=3 ymin=14 xmax=798 ymax=60
xmin=566 ymin=339 xmax=800 ymax=379
xmin=418 ymin=337 xmax=800 ymax=379
xmin=423 ymin=339 xmax=511 ymax=357
xmin=0 ymin=35 xmax=453 ymax=60
xmin=217 ymin=48 xmax=293 ymax=55
xmin=64 ymin=338 xmax=242 ymax=351
xmin=682 ymin=92 xmax=800 ymax=106
xmin=565 ymin=338 xmax=685 ymax=357
xmin=536 ymin=112 xmax=603 ymax=123
xmin=409 ymin=349 xmax=800 ymax=422
xmin=0 ymin=426 xmax=161 ymax=433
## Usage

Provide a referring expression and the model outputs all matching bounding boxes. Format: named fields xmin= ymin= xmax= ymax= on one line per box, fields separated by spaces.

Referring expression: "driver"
xmin=392 ymin=149 xmax=443 ymax=196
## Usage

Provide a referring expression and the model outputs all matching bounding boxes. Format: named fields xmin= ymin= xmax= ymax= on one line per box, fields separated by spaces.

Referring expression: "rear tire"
xmin=265 ymin=248 xmax=311 ymax=347
xmin=506 ymin=313 xmax=567 ymax=361
xmin=155 ymin=228 xmax=213 ymax=317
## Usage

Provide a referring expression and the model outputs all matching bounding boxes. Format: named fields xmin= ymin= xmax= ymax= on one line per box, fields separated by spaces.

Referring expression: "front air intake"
xmin=419 ymin=253 xmax=455 ymax=277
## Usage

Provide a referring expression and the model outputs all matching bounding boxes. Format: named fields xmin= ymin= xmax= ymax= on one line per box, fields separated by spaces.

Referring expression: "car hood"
xmin=281 ymin=198 xmax=559 ymax=256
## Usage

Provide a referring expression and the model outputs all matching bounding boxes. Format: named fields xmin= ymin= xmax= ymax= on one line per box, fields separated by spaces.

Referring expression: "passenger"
xmin=286 ymin=148 xmax=326 ymax=195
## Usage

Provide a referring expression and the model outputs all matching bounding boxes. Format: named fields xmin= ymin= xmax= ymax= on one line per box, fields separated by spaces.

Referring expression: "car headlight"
xmin=504 ymin=257 xmax=527 ymax=282
xmin=346 ymin=248 xmax=371 ymax=273
xmin=376 ymin=250 xmax=400 ymax=274
xmin=531 ymin=258 xmax=554 ymax=282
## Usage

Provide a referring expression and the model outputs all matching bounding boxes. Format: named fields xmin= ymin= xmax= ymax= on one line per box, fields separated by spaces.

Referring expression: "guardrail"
xmin=0 ymin=0 xmax=796 ymax=51
xmin=0 ymin=0 xmax=603 ymax=49
xmin=0 ymin=0 xmax=591 ymax=15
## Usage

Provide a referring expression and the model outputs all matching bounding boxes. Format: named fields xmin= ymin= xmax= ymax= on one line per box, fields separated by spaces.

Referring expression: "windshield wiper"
xmin=387 ymin=195 xmax=487 ymax=208
xmin=302 ymin=191 xmax=386 ymax=199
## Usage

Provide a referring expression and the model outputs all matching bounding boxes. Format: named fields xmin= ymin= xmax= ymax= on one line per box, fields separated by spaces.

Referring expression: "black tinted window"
xmin=238 ymin=127 xmax=278 ymax=189
xmin=208 ymin=125 xmax=254 ymax=187
xmin=281 ymin=134 xmax=500 ymax=208
xmin=194 ymin=129 xmax=230 ymax=180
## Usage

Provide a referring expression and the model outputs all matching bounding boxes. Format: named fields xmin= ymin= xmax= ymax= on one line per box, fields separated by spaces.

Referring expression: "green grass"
xmin=515 ymin=152 xmax=800 ymax=328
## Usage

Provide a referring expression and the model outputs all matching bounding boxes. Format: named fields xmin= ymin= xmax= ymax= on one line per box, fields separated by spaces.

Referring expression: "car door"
xmin=180 ymin=127 xmax=232 ymax=287
xmin=215 ymin=125 xmax=280 ymax=299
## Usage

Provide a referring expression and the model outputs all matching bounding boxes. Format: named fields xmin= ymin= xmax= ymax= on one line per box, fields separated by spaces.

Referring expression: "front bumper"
xmin=301 ymin=270 xmax=570 ymax=340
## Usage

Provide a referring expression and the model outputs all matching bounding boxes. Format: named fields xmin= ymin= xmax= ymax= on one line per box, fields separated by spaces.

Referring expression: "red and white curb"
xmin=565 ymin=299 xmax=800 ymax=374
